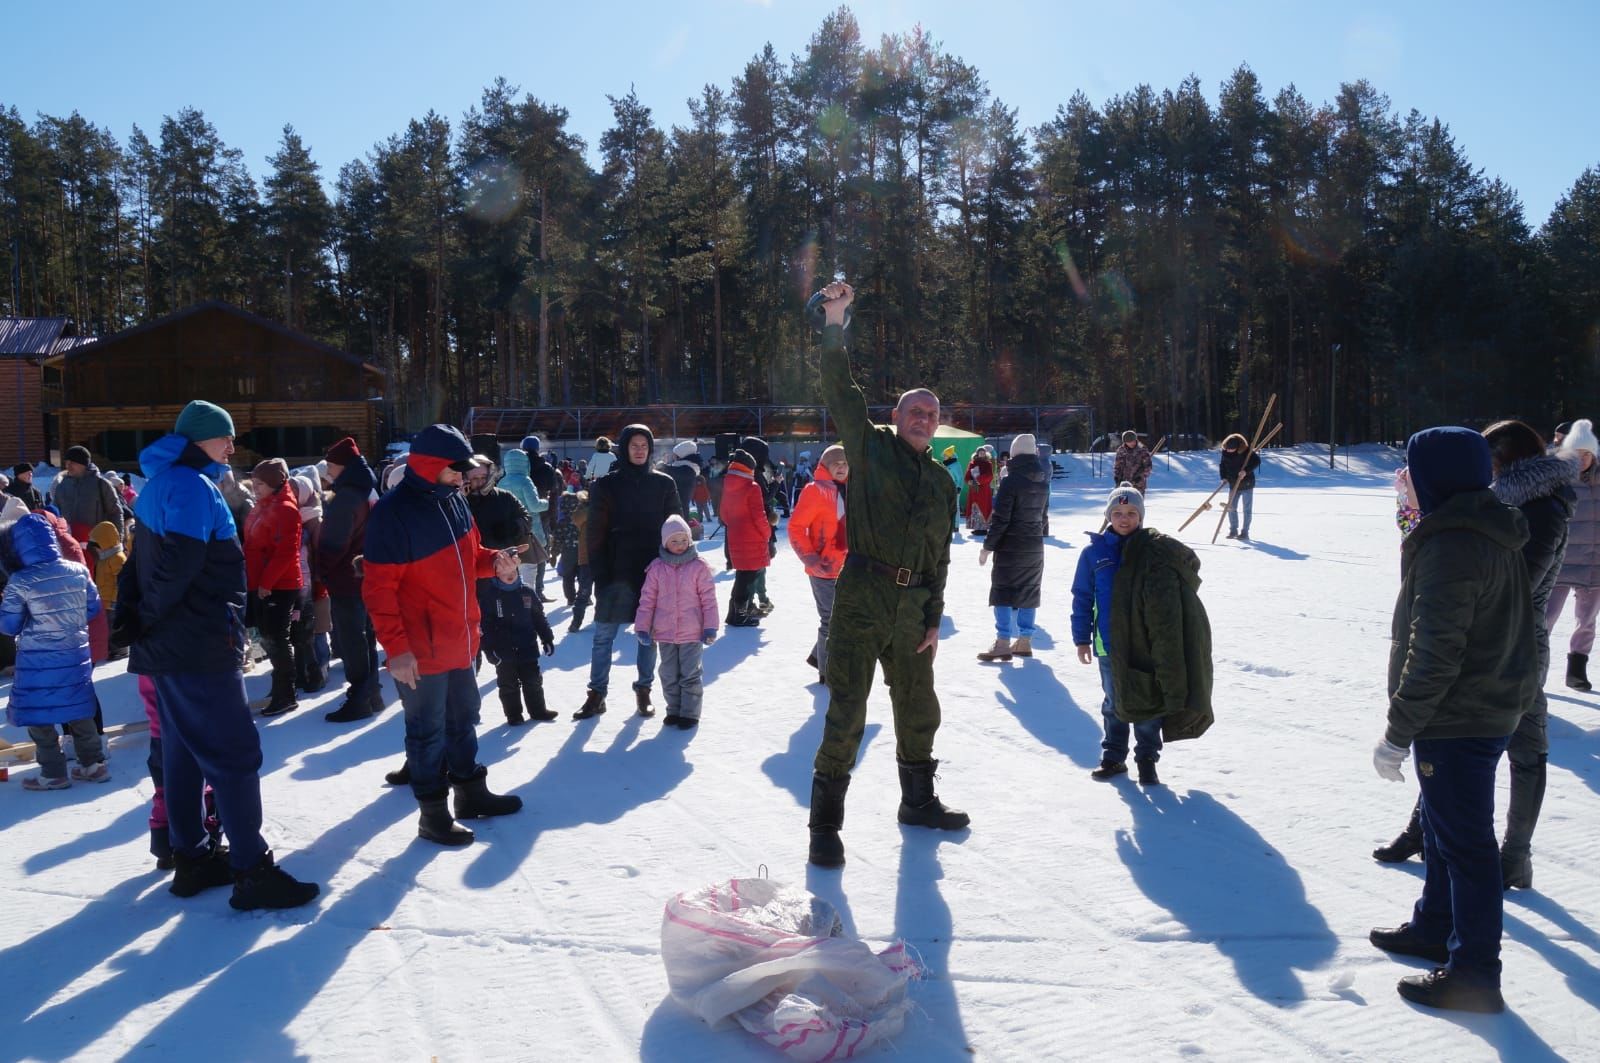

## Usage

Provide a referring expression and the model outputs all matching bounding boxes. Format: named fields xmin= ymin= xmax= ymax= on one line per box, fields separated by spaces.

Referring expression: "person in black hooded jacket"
xmin=1373 ymin=421 xmax=1575 ymax=890
xmin=576 ymin=424 xmax=681 ymax=719
xmin=977 ymin=433 xmax=1051 ymax=661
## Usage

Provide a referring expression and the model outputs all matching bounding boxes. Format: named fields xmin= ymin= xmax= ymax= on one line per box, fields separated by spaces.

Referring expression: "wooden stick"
xmin=1178 ymin=395 xmax=1276 ymax=533
xmin=0 ymin=719 xmax=151 ymax=764
xmin=1211 ymin=421 xmax=1283 ymax=543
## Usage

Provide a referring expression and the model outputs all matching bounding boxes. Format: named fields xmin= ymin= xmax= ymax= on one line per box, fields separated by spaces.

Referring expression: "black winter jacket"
xmin=985 ymin=452 xmax=1050 ymax=608
xmin=1219 ymin=448 xmax=1262 ymax=491
xmin=316 ymin=457 xmax=376 ymax=597
xmin=466 ymin=487 xmax=532 ymax=551
xmin=1491 ymin=454 xmax=1576 ymax=619
xmin=587 ymin=426 xmax=683 ymax=623
xmin=477 ymin=576 xmax=555 ymax=664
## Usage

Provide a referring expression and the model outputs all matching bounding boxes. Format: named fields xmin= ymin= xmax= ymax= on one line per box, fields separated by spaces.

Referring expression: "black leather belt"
xmin=845 ymin=553 xmax=930 ymax=587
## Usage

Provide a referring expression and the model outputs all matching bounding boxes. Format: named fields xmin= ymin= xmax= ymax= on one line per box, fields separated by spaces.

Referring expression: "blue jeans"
xmin=1227 ymin=487 xmax=1253 ymax=535
xmin=1411 ymin=734 xmax=1511 ymax=987
xmin=1098 ymin=656 xmax=1162 ymax=762
xmin=994 ymin=606 xmax=1036 ymax=639
xmin=588 ymin=620 xmax=657 ymax=695
xmin=397 ymin=668 xmax=482 ymax=799
xmin=153 ymin=672 xmax=268 ymax=870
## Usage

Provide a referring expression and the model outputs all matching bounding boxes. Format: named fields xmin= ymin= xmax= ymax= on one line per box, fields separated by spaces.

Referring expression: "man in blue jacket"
xmin=127 ymin=399 xmax=319 ymax=910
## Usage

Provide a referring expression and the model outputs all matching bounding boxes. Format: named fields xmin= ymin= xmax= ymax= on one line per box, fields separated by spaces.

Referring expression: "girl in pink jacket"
xmin=635 ymin=515 xmax=719 ymax=729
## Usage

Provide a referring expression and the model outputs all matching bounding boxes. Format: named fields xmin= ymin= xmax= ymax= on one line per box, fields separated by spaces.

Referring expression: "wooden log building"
xmin=0 ymin=316 xmax=78 ymax=468
xmin=49 ymin=302 xmax=385 ymax=471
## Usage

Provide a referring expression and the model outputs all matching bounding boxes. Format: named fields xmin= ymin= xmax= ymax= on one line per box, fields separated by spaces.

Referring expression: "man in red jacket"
xmin=363 ymin=425 xmax=524 ymax=846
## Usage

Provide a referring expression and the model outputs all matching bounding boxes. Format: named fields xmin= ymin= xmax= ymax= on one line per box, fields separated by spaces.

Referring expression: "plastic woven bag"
xmin=661 ymin=878 xmax=916 ymax=1060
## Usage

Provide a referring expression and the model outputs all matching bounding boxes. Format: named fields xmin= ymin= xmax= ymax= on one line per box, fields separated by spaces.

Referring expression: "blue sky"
xmin=8 ymin=0 xmax=1596 ymax=226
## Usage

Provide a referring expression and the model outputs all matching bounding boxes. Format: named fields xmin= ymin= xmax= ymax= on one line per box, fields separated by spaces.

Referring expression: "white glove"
xmin=1373 ymin=739 xmax=1409 ymax=782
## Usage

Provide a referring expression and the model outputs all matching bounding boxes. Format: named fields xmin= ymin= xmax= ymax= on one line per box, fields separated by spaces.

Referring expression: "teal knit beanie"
xmin=174 ymin=400 xmax=235 ymax=441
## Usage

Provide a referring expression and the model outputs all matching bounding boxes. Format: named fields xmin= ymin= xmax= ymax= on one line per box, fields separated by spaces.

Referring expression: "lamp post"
xmin=1329 ymin=343 xmax=1341 ymax=469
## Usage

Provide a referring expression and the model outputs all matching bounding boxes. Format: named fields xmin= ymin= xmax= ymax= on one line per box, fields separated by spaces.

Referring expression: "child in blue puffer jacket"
xmin=1071 ymin=482 xmax=1163 ymax=784
xmin=1 ymin=512 xmax=107 ymax=789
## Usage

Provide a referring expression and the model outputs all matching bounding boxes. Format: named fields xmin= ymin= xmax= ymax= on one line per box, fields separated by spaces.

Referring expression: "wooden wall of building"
xmin=0 ymin=360 xmax=45 ymax=468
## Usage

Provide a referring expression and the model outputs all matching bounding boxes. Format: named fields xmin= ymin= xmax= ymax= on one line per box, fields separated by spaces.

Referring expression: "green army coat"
xmin=1108 ymin=528 xmax=1214 ymax=740
xmin=1385 ymin=488 xmax=1536 ymax=747
xmin=819 ymin=324 xmax=956 ymax=628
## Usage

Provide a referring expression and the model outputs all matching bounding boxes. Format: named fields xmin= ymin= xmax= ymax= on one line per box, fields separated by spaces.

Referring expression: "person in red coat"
xmin=244 ymin=459 xmax=304 ymax=716
xmin=965 ymin=448 xmax=995 ymax=535
xmin=721 ymin=449 xmax=772 ymax=627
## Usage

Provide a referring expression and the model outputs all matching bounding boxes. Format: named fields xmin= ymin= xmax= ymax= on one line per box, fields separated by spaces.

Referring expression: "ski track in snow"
xmin=0 ymin=444 xmax=1596 ymax=1062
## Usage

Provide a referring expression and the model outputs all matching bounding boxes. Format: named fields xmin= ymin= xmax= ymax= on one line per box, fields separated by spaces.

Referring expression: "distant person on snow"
xmin=1218 ymin=433 xmax=1263 ymax=541
xmin=1113 ymin=430 xmax=1152 ymax=494
xmin=1546 ymin=418 xmax=1599 ymax=692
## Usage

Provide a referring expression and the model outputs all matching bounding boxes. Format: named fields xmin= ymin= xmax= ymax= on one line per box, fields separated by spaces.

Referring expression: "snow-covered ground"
xmin=1 ymin=443 xmax=1595 ymax=1062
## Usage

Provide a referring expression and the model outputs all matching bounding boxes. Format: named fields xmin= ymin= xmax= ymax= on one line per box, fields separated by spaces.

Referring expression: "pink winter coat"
xmin=634 ymin=549 xmax=720 ymax=644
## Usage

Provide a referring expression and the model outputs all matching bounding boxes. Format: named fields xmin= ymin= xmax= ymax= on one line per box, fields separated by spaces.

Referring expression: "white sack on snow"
xmin=661 ymin=878 xmax=916 ymax=1060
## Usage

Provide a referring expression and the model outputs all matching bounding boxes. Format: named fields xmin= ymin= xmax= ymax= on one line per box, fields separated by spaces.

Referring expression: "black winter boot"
xmin=150 ymin=826 xmax=175 ymax=871
xmin=1566 ymin=652 xmax=1592 ymax=692
xmin=384 ymin=762 xmax=411 ymax=786
xmin=1374 ymin=801 xmax=1423 ymax=863
xmin=324 ymin=698 xmax=374 ymax=723
xmin=725 ymin=600 xmax=760 ymax=628
xmin=569 ymin=603 xmax=587 ymax=633
xmin=451 ymin=766 xmax=523 ymax=819
xmin=573 ymin=689 xmax=606 ymax=720
xmin=896 ymin=759 xmax=970 ymax=830
xmin=418 ymin=793 xmax=475 ymax=846
xmin=635 ymin=687 xmax=655 ymax=718
xmin=808 ymin=772 xmax=850 ymax=868
xmin=170 ymin=841 xmax=233 ymax=897
xmin=229 ymin=850 xmax=320 ymax=910
xmin=526 ymin=685 xmax=557 ymax=722
xmin=261 ymin=679 xmax=299 ymax=718
xmin=1501 ymin=755 xmax=1547 ymax=889
xmin=1091 ymin=758 xmax=1127 ymax=780
xmin=1135 ymin=757 xmax=1162 ymax=786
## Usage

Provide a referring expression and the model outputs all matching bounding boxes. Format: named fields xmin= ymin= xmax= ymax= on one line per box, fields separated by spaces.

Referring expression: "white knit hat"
xmin=1010 ymin=433 xmax=1037 ymax=456
xmin=672 ymin=440 xmax=698 ymax=459
xmin=1104 ymin=481 xmax=1145 ymax=523
xmin=1561 ymin=418 xmax=1598 ymax=458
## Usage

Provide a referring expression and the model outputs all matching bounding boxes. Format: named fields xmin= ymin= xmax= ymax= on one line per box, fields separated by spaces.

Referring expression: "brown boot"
xmin=976 ymin=638 xmax=1013 ymax=662
xmin=635 ymin=687 xmax=655 ymax=717
xmin=1011 ymin=637 xmax=1033 ymax=657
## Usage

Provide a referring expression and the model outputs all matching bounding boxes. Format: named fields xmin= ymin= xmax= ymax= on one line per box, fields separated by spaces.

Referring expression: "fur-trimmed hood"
xmin=1492 ymin=453 xmax=1578 ymax=509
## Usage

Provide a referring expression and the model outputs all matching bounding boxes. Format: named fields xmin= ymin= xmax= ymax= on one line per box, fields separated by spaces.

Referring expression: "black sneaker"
xmin=170 ymin=844 xmax=234 ymax=897
xmin=676 ymin=716 xmax=699 ymax=730
xmin=1370 ymin=923 xmax=1450 ymax=964
xmin=261 ymin=696 xmax=299 ymax=718
xmin=229 ymin=851 xmax=320 ymax=911
xmin=1090 ymin=759 xmax=1127 ymax=780
xmin=1396 ymin=968 xmax=1504 ymax=1013
xmin=663 ymin=714 xmax=684 ymax=727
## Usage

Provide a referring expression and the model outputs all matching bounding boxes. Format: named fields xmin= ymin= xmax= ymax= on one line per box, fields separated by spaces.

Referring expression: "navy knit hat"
xmin=520 ymin=435 xmax=541 ymax=455
xmin=1405 ymin=426 xmax=1493 ymax=516
xmin=174 ymin=400 xmax=235 ymax=442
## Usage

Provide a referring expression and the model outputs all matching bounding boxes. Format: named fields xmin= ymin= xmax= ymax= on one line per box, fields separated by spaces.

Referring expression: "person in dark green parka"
xmin=807 ymin=280 xmax=967 ymax=869
xmin=1107 ymin=522 xmax=1215 ymax=746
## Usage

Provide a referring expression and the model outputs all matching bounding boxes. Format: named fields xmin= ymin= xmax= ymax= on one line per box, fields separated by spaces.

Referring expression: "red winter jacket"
xmin=244 ymin=486 xmax=305 ymax=592
xmin=361 ymin=467 xmax=500 ymax=675
xmin=722 ymin=462 xmax=772 ymax=571
xmin=787 ymin=464 xmax=847 ymax=579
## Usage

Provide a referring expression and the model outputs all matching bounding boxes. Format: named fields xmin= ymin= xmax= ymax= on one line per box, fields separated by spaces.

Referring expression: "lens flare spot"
xmin=464 ymin=158 xmax=521 ymax=224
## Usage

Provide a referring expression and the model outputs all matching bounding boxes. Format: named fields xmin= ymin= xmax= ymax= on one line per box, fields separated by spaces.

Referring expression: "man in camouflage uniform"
xmin=808 ymin=280 xmax=969 ymax=868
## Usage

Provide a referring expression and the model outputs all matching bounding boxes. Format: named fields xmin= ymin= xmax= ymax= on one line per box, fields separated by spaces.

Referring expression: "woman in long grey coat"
xmin=978 ymin=434 xmax=1051 ymax=662
xmin=1547 ymin=418 xmax=1600 ymax=691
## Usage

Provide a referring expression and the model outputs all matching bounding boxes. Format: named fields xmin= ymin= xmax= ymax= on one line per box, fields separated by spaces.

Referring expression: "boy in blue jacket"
xmin=1071 ymin=482 xmax=1163 ymax=784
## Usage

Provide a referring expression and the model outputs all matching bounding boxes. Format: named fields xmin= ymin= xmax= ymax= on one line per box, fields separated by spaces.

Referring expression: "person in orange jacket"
xmin=788 ymin=445 xmax=848 ymax=683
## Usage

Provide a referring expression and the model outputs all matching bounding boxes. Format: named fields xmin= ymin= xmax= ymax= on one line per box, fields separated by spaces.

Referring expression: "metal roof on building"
xmin=0 ymin=317 xmax=70 ymax=358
